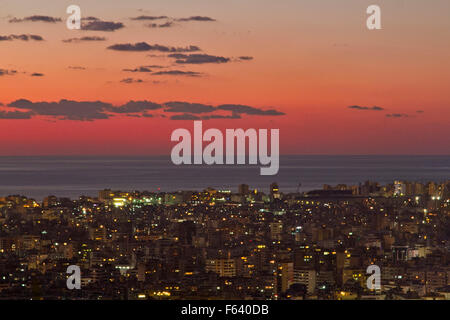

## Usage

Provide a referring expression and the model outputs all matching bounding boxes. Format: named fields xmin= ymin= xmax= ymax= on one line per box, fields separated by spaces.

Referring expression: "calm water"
xmin=0 ymin=155 xmax=449 ymax=200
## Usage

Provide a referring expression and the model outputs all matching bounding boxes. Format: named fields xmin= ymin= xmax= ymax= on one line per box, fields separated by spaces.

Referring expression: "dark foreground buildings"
xmin=0 ymin=180 xmax=449 ymax=300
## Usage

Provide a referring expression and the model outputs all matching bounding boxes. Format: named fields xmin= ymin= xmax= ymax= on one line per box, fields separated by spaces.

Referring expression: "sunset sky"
xmin=1 ymin=0 xmax=449 ymax=155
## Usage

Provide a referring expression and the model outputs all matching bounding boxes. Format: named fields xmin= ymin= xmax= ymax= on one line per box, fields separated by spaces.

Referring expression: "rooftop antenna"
xmin=296 ymin=182 xmax=302 ymax=193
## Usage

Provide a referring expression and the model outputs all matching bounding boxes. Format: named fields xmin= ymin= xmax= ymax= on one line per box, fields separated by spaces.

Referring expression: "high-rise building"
xmin=238 ymin=184 xmax=249 ymax=195
xmin=205 ymin=258 xmax=237 ymax=277
xmin=275 ymin=262 xmax=294 ymax=294
xmin=270 ymin=222 xmax=283 ymax=241
xmin=293 ymin=269 xmax=316 ymax=294
xmin=394 ymin=181 xmax=406 ymax=196
xmin=270 ymin=182 xmax=280 ymax=200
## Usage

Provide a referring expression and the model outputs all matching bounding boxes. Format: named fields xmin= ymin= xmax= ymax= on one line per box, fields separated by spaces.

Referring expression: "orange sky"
xmin=1 ymin=0 xmax=449 ymax=155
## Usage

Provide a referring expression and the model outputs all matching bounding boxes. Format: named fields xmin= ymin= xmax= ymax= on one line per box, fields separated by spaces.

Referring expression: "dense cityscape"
xmin=0 ymin=180 xmax=449 ymax=300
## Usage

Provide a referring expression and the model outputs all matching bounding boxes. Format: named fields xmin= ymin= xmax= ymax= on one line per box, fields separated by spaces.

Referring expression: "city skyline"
xmin=1 ymin=178 xmax=449 ymax=300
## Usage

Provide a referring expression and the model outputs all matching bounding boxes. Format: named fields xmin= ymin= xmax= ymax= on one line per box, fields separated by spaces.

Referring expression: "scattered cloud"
xmin=120 ymin=78 xmax=144 ymax=84
xmin=7 ymin=99 xmax=112 ymax=121
xmin=0 ymin=34 xmax=44 ymax=41
xmin=30 ymin=73 xmax=44 ymax=77
xmin=0 ymin=69 xmax=17 ymax=76
xmin=107 ymin=100 xmax=162 ymax=113
xmin=81 ymin=16 xmax=100 ymax=21
xmin=131 ymin=15 xmax=215 ymax=24
xmin=2 ymin=99 xmax=285 ymax=121
xmin=164 ymin=102 xmax=215 ymax=113
xmin=176 ymin=16 xmax=216 ymax=22
xmin=347 ymin=105 xmax=422 ymax=119
xmin=147 ymin=21 xmax=175 ymax=28
xmin=130 ymin=15 xmax=168 ymax=21
xmin=152 ymin=70 xmax=202 ymax=77
xmin=168 ymin=53 xmax=230 ymax=64
xmin=9 ymin=15 xmax=61 ymax=23
xmin=82 ymin=20 xmax=124 ymax=31
xmin=123 ymin=66 xmax=153 ymax=73
xmin=107 ymin=42 xmax=200 ymax=52
xmin=4 ymin=99 xmax=164 ymax=120
xmin=239 ymin=56 xmax=254 ymax=61
xmin=348 ymin=105 xmax=384 ymax=111
xmin=62 ymin=36 xmax=106 ymax=43
xmin=386 ymin=113 xmax=409 ymax=118
xmin=217 ymin=104 xmax=285 ymax=116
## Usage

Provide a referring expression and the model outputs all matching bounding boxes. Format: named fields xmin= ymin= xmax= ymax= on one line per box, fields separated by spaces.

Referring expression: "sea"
xmin=0 ymin=155 xmax=449 ymax=201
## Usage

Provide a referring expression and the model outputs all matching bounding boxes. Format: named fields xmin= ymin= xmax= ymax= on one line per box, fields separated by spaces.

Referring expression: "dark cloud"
xmin=7 ymin=99 xmax=112 ymax=121
xmin=217 ymin=104 xmax=285 ymax=116
xmin=9 ymin=15 xmax=61 ymax=23
xmin=170 ymin=113 xmax=202 ymax=120
xmin=82 ymin=20 xmax=124 ymax=31
xmin=0 ymin=69 xmax=17 ymax=76
xmin=0 ymin=34 xmax=44 ymax=41
xmin=152 ymin=70 xmax=202 ymax=77
xmin=386 ymin=113 xmax=409 ymax=118
xmin=107 ymin=42 xmax=200 ymax=52
xmin=107 ymin=101 xmax=162 ymax=113
xmin=239 ymin=56 xmax=254 ymax=61
xmin=62 ymin=36 xmax=106 ymax=43
xmin=120 ymin=78 xmax=144 ymax=84
xmin=131 ymin=15 xmax=215 ymax=23
xmin=123 ymin=66 xmax=153 ymax=73
xmin=168 ymin=53 xmax=230 ymax=64
xmin=348 ymin=105 xmax=384 ymax=111
xmin=130 ymin=15 xmax=168 ymax=21
xmin=164 ymin=102 xmax=215 ymax=113
xmin=81 ymin=16 xmax=100 ymax=21
xmin=0 ymin=110 xmax=33 ymax=119
xmin=5 ymin=99 xmax=163 ymax=120
xmin=3 ymin=99 xmax=285 ymax=121
xmin=416 ymin=110 xmax=424 ymax=113
xmin=176 ymin=16 xmax=216 ymax=22
xmin=31 ymin=73 xmax=44 ymax=77
xmin=147 ymin=21 xmax=175 ymax=28
xmin=159 ymin=21 xmax=174 ymax=28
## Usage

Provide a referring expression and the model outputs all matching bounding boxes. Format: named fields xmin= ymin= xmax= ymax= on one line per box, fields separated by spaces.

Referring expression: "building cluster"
xmin=0 ymin=180 xmax=449 ymax=300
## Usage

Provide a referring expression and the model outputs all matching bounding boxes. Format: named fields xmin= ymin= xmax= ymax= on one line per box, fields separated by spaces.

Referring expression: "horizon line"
xmin=0 ymin=154 xmax=449 ymax=157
